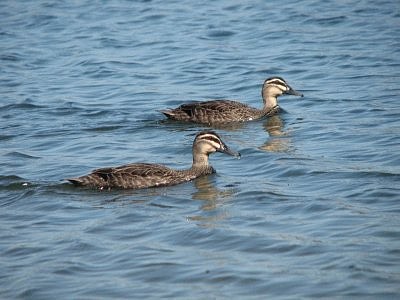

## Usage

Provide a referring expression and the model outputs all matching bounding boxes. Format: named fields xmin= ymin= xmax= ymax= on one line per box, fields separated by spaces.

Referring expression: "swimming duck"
xmin=161 ymin=77 xmax=303 ymax=124
xmin=67 ymin=131 xmax=240 ymax=190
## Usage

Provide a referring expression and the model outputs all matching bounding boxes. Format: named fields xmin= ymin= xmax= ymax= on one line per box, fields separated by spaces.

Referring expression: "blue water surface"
xmin=1 ymin=0 xmax=400 ymax=298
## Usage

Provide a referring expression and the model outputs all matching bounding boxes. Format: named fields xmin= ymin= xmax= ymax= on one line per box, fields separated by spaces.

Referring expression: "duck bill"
xmin=218 ymin=145 xmax=241 ymax=159
xmin=286 ymin=86 xmax=304 ymax=97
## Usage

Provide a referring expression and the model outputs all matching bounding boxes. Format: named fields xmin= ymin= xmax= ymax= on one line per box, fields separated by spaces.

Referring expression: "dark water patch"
xmin=0 ymin=134 xmax=14 ymax=141
xmin=144 ymin=14 xmax=166 ymax=21
xmin=78 ymin=109 xmax=113 ymax=118
xmin=82 ymin=65 xmax=119 ymax=79
xmin=364 ymin=188 xmax=400 ymax=200
xmin=0 ymin=78 xmax=22 ymax=88
xmin=0 ymin=101 xmax=46 ymax=111
xmin=0 ymin=189 xmax=36 ymax=208
xmin=108 ymin=60 xmax=144 ymax=68
xmin=0 ymin=175 xmax=32 ymax=191
xmin=309 ymin=168 xmax=400 ymax=179
xmin=4 ymin=151 xmax=41 ymax=160
xmin=98 ymin=37 xmax=128 ymax=49
xmin=307 ymin=15 xmax=347 ymax=26
xmin=207 ymin=30 xmax=236 ymax=38
xmin=50 ymin=104 xmax=84 ymax=116
xmin=25 ymin=14 xmax=58 ymax=28
xmin=0 ymin=53 xmax=23 ymax=62
xmin=83 ymin=125 xmax=126 ymax=132
xmin=3 ymin=244 xmax=47 ymax=258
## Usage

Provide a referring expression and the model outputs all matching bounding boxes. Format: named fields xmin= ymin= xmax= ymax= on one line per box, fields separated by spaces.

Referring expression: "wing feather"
xmin=165 ymin=100 xmax=253 ymax=123
xmin=93 ymin=163 xmax=173 ymax=178
xmin=180 ymin=100 xmax=249 ymax=113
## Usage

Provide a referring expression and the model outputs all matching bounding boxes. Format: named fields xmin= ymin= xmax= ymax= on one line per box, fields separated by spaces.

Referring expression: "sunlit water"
xmin=1 ymin=0 xmax=399 ymax=298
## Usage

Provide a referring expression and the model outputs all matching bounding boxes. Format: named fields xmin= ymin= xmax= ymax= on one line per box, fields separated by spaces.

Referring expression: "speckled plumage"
xmin=67 ymin=131 xmax=240 ymax=190
xmin=161 ymin=77 xmax=303 ymax=124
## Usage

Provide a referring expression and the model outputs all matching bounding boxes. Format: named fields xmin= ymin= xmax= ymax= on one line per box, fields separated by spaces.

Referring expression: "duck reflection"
xmin=187 ymin=176 xmax=235 ymax=226
xmin=259 ymin=114 xmax=293 ymax=153
xmin=264 ymin=114 xmax=285 ymax=137
xmin=192 ymin=176 xmax=234 ymax=204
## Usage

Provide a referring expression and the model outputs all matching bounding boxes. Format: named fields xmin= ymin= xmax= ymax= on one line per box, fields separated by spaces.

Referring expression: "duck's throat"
xmin=264 ymin=105 xmax=280 ymax=117
xmin=192 ymin=153 xmax=210 ymax=168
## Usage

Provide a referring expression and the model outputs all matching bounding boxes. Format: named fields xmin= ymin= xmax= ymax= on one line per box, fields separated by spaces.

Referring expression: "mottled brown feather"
xmin=161 ymin=77 xmax=303 ymax=124
xmin=67 ymin=131 xmax=239 ymax=190
xmin=162 ymin=100 xmax=262 ymax=124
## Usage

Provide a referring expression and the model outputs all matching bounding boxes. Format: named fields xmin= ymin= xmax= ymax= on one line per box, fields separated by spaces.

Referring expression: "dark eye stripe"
xmin=198 ymin=134 xmax=220 ymax=144
xmin=203 ymin=136 xmax=221 ymax=145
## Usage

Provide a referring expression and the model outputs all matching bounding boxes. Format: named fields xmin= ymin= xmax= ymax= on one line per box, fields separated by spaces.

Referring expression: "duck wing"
xmin=162 ymin=100 xmax=252 ymax=123
xmin=68 ymin=163 xmax=180 ymax=189
xmin=93 ymin=163 xmax=172 ymax=178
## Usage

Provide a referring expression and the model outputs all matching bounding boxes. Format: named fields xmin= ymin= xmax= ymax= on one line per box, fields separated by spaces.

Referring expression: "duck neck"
xmin=192 ymin=152 xmax=209 ymax=168
xmin=191 ymin=152 xmax=214 ymax=174
xmin=262 ymin=88 xmax=278 ymax=112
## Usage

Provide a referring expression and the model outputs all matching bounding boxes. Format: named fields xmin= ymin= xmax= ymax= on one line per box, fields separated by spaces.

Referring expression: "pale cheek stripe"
xmin=197 ymin=135 xmax=222 ymax=149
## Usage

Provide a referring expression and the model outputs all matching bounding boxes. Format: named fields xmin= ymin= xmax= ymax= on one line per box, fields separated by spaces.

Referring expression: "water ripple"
xmin=0 ymin=0 xmax=399 ymax=298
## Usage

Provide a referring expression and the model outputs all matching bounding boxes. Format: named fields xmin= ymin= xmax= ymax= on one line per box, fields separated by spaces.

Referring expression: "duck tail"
xmin=67 ymin=175 xmax=98 ymax=186
xmin=66 ymin=177 xmax=86 ymax=186
xmin=159 ymin=109 xmax=177 ymax=119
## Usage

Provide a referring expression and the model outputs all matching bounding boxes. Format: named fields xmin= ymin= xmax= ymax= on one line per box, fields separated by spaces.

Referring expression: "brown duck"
xmin=161 ymin=76 xmax=303 ymax=124
xmin=67 ymin=131 xmax=240 ymax=190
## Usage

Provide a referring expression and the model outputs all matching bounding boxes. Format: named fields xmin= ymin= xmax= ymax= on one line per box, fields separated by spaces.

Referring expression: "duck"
xmin=161 ymin=76 xmax=303 ymax=124
xmin=67 ymin=131 xmax=240 ymax=190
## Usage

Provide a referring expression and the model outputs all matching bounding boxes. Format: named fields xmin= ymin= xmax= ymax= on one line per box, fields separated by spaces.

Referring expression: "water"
xmin=1 ymin=0 xmax=399 ymax=298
